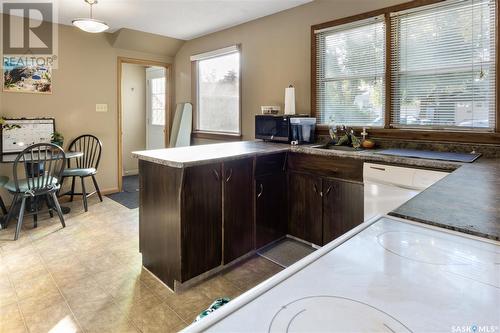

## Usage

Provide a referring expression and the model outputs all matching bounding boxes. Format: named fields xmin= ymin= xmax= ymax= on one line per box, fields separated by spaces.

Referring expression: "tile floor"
xmin=0 ymin=197 xmax=283 ymax=333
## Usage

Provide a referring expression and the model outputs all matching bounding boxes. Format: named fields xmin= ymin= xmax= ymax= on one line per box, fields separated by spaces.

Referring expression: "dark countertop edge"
xmin=389 ymin=212 xmax=499 ymax=241
xmin=292 ymin=146 xmax=461 ymax=171
xmin=133 ymin=142 xmax=462 ymax=171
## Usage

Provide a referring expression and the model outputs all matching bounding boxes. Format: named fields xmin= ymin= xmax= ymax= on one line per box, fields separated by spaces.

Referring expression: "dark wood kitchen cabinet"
xmin=139 ymin=149 xmax=364 ymax=291
xmin=255 ymin=173 xmax=287 ymax=249
xmin=181 ymin=162 xmax=223 ymax=281
xmin=288 ymin=172 xmax=323 ymax=245
xmin=322 ymin=178 xmax=364 ymax=244
xmin=255 ymin=153 xmax=288 ymax=249
xmin=287 ymin=152 xmax=364 ymax=246
xmin=139 ymin=160 xmax=224 ymax=289
xmin=223 ymin=158 xmax=255 ymax=264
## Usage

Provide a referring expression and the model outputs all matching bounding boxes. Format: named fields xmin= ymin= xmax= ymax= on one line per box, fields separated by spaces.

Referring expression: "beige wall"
xmin=122 ymin=64 xmax=146 ymax=175
xmin=175 ymin=0 xmax=409 ymax=140
xmin=0 ymin=0 xmax=415 ymax=201
xmin=0 ymin=21 xmax=176 ymax=198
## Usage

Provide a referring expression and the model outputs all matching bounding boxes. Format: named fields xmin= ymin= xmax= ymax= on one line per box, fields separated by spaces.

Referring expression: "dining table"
xmin=0 ymin=150 xmax=83 ymax=163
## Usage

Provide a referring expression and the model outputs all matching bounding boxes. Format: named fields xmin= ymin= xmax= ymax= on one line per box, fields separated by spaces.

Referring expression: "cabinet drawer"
xmin=255 ymin=152 xmax=287 ymax=177
xmin=287 ymin=153 xmax=363 ymax=182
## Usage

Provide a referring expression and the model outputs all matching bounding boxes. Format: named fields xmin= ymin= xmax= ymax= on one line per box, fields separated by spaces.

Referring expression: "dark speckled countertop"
xmin=390 ymin=158 xmax=500 ymax=241
xmin=292 ymin=143 xmax=500 ymax=241
xmin=134 ymin=140 xmax=500 ymax=241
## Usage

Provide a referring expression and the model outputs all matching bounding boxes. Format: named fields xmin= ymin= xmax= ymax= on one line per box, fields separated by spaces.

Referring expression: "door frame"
xmin=117 ymin=57 xmax=172 ymax=192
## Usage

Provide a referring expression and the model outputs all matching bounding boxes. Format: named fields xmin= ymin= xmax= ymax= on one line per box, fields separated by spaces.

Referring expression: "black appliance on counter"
xmin=255 ymin=115 xmax=316 ymax=144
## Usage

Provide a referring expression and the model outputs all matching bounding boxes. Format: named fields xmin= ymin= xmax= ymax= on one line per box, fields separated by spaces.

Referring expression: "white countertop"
xmin=182 ymin=216 xmax=500 ymax=333
xmin=132 ymin=141 xmax=289 ymax=168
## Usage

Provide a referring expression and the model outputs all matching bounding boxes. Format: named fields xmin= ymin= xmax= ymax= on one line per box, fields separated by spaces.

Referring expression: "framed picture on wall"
xmin=3 ymin=56 xmax=52 ymax=94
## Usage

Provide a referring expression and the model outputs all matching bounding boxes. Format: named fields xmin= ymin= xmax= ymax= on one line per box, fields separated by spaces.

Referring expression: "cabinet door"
xmin=255 ymin=153 xmax=287 ymax=177
xmin=181 ymin=163 xmax=222 ymax=281
xmin=223 ymin=158 xmax=255 ymax=264
xmin=322 ymin=179 xmax=364 ymax=245
xmin=255 ymin=172 xmax=287 ymax=249
xmin=288 ymin=172 xmax=323 ymax=245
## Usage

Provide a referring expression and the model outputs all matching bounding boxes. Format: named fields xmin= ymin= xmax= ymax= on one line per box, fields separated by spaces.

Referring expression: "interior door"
xmin=146 ymin=67 xmax=166 ymax=150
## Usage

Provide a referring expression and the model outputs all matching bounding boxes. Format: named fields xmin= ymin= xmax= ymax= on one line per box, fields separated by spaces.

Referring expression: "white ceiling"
xmin=54 ymin=0 xmax=312 ymax=40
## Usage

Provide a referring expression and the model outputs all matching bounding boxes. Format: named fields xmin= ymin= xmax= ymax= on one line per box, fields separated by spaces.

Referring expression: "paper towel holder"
xmin=284 ymin=84 xmax=296 ymax=115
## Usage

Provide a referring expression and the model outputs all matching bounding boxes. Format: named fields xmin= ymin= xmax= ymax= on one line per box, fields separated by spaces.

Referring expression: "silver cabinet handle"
xmin=257 ymin=183 xmax=264 ymax=198
xmin=212 ymin=169 xmax=220 ymax=181
xmin=225 ymin=168 xmax=233 ymax=183
xmin=325 ymin=186 xmax=333 ymax=197
xmin=370 ymin=166 xmax=386 ymax=171
xmin=313 ymin=184 xmax=323 ymax=197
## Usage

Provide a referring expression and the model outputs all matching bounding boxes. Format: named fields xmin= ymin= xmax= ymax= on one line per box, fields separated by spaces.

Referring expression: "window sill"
xmin=315 ymin=125 xmax=500 ymax=144
xmin=191 ymin=131 xmax=242 ymax=141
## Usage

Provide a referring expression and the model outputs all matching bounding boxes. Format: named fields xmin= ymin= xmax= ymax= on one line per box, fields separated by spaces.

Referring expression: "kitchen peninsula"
xmin=134 ymin=140 xmax=500 ymax=290
xmin=133 ymin=141 xmax=368 ymax=290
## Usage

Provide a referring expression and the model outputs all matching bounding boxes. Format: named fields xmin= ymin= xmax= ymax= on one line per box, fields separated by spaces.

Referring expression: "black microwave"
xmin=255 ymin=115 xmax=316 ymax=144
xmin=255 ymin=115 xmax=292 ymax=142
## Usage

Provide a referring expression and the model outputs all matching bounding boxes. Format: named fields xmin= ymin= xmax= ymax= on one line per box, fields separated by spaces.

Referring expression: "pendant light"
xmin=72 ymin=0 xmax=109 ymax=33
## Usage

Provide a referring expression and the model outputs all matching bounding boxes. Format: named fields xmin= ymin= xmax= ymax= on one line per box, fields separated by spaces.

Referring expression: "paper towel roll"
xmin=284 ymin=86 xmax=296 ymax=115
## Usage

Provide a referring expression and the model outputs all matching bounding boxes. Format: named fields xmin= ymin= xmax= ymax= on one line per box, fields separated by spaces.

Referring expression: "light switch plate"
xmin=96 ymin=104 xmax=108 ymax=113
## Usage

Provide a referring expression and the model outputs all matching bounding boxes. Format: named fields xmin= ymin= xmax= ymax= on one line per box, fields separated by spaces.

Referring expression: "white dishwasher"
xmin=364 ymin=162 xmax=448 ymax=221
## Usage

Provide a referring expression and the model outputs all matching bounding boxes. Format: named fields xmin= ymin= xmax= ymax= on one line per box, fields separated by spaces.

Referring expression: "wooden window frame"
xmin=191 ymin=45 xmax=243 ymax=141
xmin=311 ymin=0 xmax=500 ymax=144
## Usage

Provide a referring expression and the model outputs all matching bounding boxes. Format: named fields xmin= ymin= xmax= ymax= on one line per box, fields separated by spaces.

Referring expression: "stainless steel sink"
xmin=312 ymin=144 xmax=364 ymax=152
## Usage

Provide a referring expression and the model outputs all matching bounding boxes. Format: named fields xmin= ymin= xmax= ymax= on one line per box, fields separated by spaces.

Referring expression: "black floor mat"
xmin=106 ymin=175 xmax=139 ymax=209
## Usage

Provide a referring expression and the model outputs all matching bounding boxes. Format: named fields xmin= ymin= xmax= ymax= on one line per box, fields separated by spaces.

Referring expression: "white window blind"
xmin=390 ymin=0 xmax=496 ymax=130
xmin=315 ymin=16 xmax=385 ymax=126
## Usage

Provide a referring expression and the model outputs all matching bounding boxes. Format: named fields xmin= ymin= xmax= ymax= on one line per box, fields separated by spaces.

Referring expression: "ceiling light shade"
xmin=73 ymin=0 xmax=109 ymax=33
xmin=72 ymin=18 xmax=109 ymax=33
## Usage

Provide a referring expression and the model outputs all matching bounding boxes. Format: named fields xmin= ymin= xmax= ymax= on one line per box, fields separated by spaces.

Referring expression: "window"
xmin=312 ymin=0 xmax=498 ymax=137
xmin=150 ymin=77 xmax=165 ymax=126
xmin=315 ymin=16 xmax=385 ymax=126
xmin=192 ymin=46 xmax=241 ymax=135
xmin=391 ymin=0 xmax=496 ymax=130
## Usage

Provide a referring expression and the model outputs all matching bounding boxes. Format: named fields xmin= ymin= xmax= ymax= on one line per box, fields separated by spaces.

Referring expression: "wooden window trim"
xmin=311 ymin=0 xmax=500 ymax=144
xmin=191 ymin=131 xmax=242 ymax=141
xmin=191 ymin=45 xmax=242 ymax=140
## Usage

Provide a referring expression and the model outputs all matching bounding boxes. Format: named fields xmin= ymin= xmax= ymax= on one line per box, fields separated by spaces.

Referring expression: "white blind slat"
xmin=390 ymin=0 xmax=496 ymax=130
xmin=316 ymin=17 xmax=385 ymax=126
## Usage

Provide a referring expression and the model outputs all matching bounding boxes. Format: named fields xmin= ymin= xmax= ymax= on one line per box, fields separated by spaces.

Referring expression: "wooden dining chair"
xmin=0 ymin=176 xmax=9 ymax=216
xmin=3 ymin=143 xmax=66 ymax=240
xmin=60 ymin=134 xmax=103 ymax=212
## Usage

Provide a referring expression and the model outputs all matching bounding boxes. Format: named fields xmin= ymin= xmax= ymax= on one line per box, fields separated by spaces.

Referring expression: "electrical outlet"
xmin=96 ymin=104 xmax=108 ymax=113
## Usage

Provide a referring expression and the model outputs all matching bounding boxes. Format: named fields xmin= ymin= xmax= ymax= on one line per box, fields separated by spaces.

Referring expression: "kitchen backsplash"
xmin=317 ymin=135 xmax=500 ymax=158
